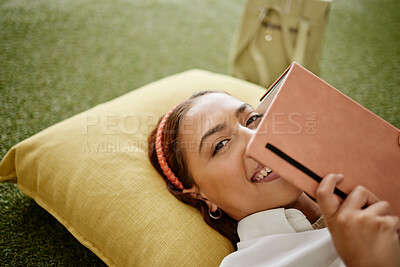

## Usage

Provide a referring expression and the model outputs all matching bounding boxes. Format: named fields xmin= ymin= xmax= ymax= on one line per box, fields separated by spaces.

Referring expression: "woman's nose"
xmin=238 ymin=126 xmax=260 ymax=177
xmin=237 ymin=125 xmax=257 ymax=158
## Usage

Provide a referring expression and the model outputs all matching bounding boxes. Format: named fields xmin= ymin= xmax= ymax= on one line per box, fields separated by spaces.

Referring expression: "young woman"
xmin=148 ymin=91 xmax=400 ymax=266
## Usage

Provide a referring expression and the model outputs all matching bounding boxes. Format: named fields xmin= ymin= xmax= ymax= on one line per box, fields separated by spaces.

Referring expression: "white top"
xmin=220 ymin=208 xmax=344 ymax=267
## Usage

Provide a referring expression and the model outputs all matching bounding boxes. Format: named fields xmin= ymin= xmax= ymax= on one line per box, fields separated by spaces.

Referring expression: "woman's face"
xmin=180 ymin=93 xmax=302 ymax=221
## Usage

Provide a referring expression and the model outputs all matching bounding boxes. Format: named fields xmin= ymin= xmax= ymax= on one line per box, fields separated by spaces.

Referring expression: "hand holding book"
xmin=316 ymin=174 xmax=400 ymax=267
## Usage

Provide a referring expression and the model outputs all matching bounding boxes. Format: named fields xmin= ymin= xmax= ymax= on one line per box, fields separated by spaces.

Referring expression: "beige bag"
xmin=230 ymin=0 xmax=331 ymax=87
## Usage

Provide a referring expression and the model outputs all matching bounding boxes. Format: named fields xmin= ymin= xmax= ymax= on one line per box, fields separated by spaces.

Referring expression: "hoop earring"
xmin=208 ymin=208 xmax=222 ymax=220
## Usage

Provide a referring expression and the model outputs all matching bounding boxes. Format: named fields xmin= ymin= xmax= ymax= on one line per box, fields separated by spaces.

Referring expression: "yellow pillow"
xmin=0 ymin=69 xmax=265 ymax=266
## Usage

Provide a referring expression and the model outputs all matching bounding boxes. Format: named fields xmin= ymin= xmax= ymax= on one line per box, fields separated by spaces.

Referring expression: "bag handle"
xmin=292 ymin=17 xmax=309 ymax=64
xmin=232 ymin=6 xmax=310 ymax=87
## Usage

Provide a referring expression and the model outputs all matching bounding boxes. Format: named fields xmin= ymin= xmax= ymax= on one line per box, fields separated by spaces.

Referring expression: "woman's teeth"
xmin=255 ymin=167 xmax=272 ymax=181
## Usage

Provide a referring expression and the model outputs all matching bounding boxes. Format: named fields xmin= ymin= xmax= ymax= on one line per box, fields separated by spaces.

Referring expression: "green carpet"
xmin=1 ymin=0 xmax=399 ymax=265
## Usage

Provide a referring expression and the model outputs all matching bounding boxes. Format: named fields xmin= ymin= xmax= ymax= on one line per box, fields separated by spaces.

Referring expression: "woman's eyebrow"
xmin=199 ymin=123 xmax=226 ymax=153
xmin=235 ymin=103 xmax=251 ymax=118
xmin=198 ymin=103 xmax=251 ymax=153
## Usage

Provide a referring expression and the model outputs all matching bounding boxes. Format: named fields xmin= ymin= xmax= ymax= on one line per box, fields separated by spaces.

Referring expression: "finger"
xmin=393 ymin=216 xmax=400 ymax=233
xmin=363 ymin=200 xmax=392 ymax=216
xmin=395 ymin=217 xmax=400 ymax=240
xmin=316 ymin=173 xmax=344 ymax=219
xmin=340 ymin=185 xmax=379 ymax=211
xmin=385 ymin=216 xmax=400 ymax=239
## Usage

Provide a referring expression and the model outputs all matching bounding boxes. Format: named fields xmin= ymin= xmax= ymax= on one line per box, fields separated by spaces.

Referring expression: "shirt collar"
xmin=237 ymin=208 xmax=314 ymax=242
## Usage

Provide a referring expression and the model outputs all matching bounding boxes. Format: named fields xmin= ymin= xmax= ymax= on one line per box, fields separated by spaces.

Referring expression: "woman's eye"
xmin=246 ymin=114 xmax=263 ymax=127
xmin=213 ymin=139 xmax=229 ymax=156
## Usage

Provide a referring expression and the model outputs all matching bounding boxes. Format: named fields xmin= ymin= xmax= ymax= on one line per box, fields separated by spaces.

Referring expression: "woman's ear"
xmin=182 ymin=186 xmax=219 ymax=212
xmin=182 ymin=185 xmax=203 ymax=200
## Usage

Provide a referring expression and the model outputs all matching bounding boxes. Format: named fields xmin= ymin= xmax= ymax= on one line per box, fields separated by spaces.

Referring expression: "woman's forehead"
xmin=185 ymin=93 xmax=245 ymax=116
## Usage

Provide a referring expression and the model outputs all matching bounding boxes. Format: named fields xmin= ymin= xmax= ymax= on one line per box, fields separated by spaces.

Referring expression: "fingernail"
xmin=337 ymin=173 xmax=344 ymax=178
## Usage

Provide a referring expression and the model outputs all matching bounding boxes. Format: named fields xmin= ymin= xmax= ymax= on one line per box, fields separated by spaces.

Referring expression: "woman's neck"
xmin=287 ymin=193 xmax=321 ymax=224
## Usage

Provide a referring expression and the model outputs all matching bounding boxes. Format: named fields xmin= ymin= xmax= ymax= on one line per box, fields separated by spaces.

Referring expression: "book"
xmin=246 ymin=62 xmax=400 ymax=216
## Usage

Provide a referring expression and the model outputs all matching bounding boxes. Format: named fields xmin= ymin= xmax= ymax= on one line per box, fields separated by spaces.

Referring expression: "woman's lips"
xmin=254 ymin=171 xmax=280 ymax=183
xmin=251 ymin=165 xmax=280 ymax=183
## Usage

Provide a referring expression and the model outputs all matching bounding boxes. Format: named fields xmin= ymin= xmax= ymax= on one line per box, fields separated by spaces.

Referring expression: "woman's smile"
xmin=251 ymin=164 xmax=281 ymax=183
